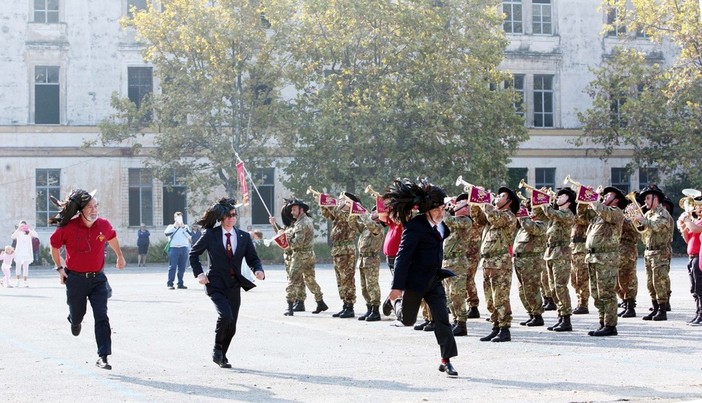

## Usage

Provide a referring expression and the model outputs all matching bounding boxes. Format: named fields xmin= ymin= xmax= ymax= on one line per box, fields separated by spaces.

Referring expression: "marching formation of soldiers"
xmin=268 ymin=176 xmax=698 ymax=342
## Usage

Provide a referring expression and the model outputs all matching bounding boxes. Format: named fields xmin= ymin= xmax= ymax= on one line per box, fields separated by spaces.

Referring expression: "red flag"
xmin=469 ymin=186 xmax=492 ymax=205
xmin=318 ymin=193 xmax=337 ymax=207
xmin=236 ymin=161 xmax=250 ymax=206
xmin=576 ymin=186 xmax=599 ymax=203
xmin=530 ymin=189 xmax=551 ymax=206
xmin=350 ymin=201 xmax=367 ymax=216
xmin=272 ymin=232 xmax=289 ymax=249
xmin=515 ymin=206 xmax=529 ymax=218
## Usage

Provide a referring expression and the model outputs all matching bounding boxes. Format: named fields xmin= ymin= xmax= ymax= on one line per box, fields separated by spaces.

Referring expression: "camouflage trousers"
xmin=333 ymin=253 xmax=357 ymax=304
xmin=513 ymin=256 xmax=545 ymax=316
xmin=358 ymin=256 xmax=381 ymax=306
xmin=645 ymin=254 xmax=671 ymax=303
xmin=285 ymin=251 xmax=305 ymax=301
xmin=570 ymin=252 xmax=590 ymax=307
xmin=588 ymin=261 xmax=618 ymax=327
xmin=465 ymin=252 xmax=480 ymax=308
xmin=547 ymin=257 xmax=572 ymax=316
xmin=617 ymin=245 xmax=638 ymax=300
xmin=443 ymin=260 xmax=468 ymax=322
xmin=286 ymin=251 xmax=323 ymax=303
xmin=541 ymin=262 xmax=553 ymax=299
xmin=482 ymin=266 xmax=513 ymax=328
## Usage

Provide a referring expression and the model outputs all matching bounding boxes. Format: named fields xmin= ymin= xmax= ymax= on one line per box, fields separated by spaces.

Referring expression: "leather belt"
xmin=571 ymin=237 xmax=586 ymax=243
xmin=67 ymin=269 xmax=102 ymax=278
xmin=587 ymin=247 xmax=618 ymax=254
xmin=515 ymin=251 xmax=543 ymax=258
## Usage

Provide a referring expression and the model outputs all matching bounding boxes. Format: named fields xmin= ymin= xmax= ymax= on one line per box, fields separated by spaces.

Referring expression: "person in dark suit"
xmin=190 ymin=198 xmax=265 ymax=369
xmin=384 ymin=178 xmax=458 ymax=378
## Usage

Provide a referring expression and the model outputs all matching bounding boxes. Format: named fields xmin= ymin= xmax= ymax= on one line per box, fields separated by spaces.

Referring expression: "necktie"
xmin=433 ymin=225 xmax=442 ymax=239
xmin=225 ymin=233 xmax=233 ymax=258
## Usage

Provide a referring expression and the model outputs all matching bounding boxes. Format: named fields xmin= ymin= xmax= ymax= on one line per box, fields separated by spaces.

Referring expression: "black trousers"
xmin=210 ymin=286 xmax=242 ymax=356
xmin=688 ymin=256 xmax=702 ymax=297
xmin=400 ymin=278 xmax=457 ymax=360
xmin=65 ymin=271 xmax=111 ymax=357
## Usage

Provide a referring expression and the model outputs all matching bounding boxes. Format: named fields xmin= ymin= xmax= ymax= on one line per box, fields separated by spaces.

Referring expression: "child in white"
xmin=0 ymin=246 xmax=15 ymax=288
xmin=10 ymin=220 xmax=38 ymax=287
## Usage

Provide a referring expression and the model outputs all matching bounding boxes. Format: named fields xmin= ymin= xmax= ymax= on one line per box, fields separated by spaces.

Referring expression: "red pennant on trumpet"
xmin=469 ymin=186 xmax=492 ymax=205
xmin=318 ymin=193 xmax=337 ymax=207
xmin=350 ymin=201 xmax=367 ymax=216
xmin=236 ymin=161 xmax=250 ymax=206
xmin=272 ymin=232 xmax=289 ymax=249
xmin=530 ymin=189 xmax=551 ymax=207
xmin=576 ymin=186 xmax=599 ymax=203
xmin=515 ymin=206 xmax=529 ymax=218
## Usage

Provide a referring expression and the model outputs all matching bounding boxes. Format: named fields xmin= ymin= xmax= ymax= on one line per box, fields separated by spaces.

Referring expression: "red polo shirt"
xmin=50 ymin=217 xmax=116 ymax=272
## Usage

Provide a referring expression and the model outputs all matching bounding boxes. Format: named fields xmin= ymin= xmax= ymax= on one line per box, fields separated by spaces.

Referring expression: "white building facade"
xmin=0 ymin=0 xmax=679 ymax=248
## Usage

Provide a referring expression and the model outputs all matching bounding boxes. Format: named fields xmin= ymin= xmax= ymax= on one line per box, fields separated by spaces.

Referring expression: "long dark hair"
xmin=196 ymin=198 xmax=237 ymax=229
xmin=382 ymin=178 xmax=446 ymax=225
xmin=48 ymin=189 xmax=94 ymax=227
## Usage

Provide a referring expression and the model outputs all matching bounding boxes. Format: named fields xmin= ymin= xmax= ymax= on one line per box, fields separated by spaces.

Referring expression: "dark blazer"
xmin=190 ymin=226 xmax=263 ymax=293
xmin=392 ymin=214 xmax=451 ymax=293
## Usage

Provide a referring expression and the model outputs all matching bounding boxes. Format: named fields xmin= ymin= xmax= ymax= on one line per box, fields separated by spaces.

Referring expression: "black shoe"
xmin=491 ymin=327 xmax=511 ymax=342
xmin=547 ymin=316 xmax=563 ymax=331
xmin=553 ymin=315 xmax=572 ymax=332
xmin=414 ymin=320 xmax=430 ymax=331
xmin=338 ymin=303 xmax=355 ymax=318
xmin=312 ymin=299 xmax=328 ymax=314
xmin=293 ymin=300 xmax=306 ymax=312
xmin=284 ymin=301 xmax=294 ymax=316
xmin=358 ymin=304 xmax=372 ymax=320
xmin=452 ymin=321 xmax=467 ymax=336
xmin=423 ymin=321 xmax=435 ymax=332
xmin=466 ymin=306 xmax=480 ymax=319
xmin=480 ymin=327 xmax=499 ymax=342
xmin=526 ymin=315 xmax=544 ymax=327
xmin=572 ymin=306 xmax=589 ymax=315
xmin=438 ymin=361 xmax=458 ymax=377
xmin=543 ymin=297 xmax=557 ymax=311
xmin=177 ymin=285 xmax=188 ymax=289
xmin=219 ymin=357 xmax=232 ymax=369
xmin=382 ymin=298 xmax=393 ymax=316
xmin=96 ymin=356 xmax=112 ymax=370
xmin=365 ymin=306 xmax=381 ymax=322
xmin=519 ymin=315 xmax=533 ymax=326
xmin=590 ymin=325 xmax=617 ymax=337
xmin=332 ymin=305 xmax=347 ymax=317
xmin=67 ymin=316 xmax=81 ymax=336
xmin=167 ymin=285 xmax=175 ymax=290
xmin=212 ymin=348 xmax=231 ymax=368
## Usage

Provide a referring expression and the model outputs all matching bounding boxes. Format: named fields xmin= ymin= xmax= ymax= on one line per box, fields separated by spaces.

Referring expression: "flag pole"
xmin=231 ymin=151 xmax=279 ymax=231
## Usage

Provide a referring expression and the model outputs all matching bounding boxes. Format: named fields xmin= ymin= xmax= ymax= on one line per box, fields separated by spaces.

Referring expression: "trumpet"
xmin=364 ymin=185 xmax=381 ymax=198
xmin=306 ymin=186 xmax=321 ymax=198
xmin=455 ymin=175 xmax=474 ymax=192
xmin=563 ymin=174 xmax=582 ymax=188
xmin=518 ymin=179 xmax=556 ymax=199
xmin=624 ymin=191 xmax=646 ymax=232
xmin=563 ymin=175 xmax=602 ymax=204
xmin=679 ymin=188 xmax=702 ymax=212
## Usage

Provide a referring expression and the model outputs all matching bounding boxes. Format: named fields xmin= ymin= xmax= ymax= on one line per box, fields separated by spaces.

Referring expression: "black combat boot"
xmin=452 ymin=321 xmax=467 ymax=336
xmin=414 ymin=319 xmax=430 ymax=330
xmin=591 ymin=325 xmax=617 ymax=336
xmin=547 ymin=316 xmax=562 ymax=331
xmin=572 ymin=305 xmax=589 ymax=314
xmin=491 ymin=327 xmax=511 ymax=342
xmin=284 ymin=301 xmax=294 ymax=316
xmin=423 ymin=321 xmax=436 ymax=331
xmin=466 ymin=306 xmax=480 ymax=319
xmin=588 ymin=320 xmax=605 ymax=336
xmin=617 ymin=300 xmax=628 ymax=317
xmin=338 ymin=303 xmax=355 ymax=318
xmin=553 ymin=315 xmax=572 ymax=332
xmin=621 ymin=299 xmax=636 ymax=318
xmin=312 ymin=299 xmax=328 ymax=314
xmin=652 ymin=302 xmax=668 ymax=321
xmin=332 ymin=304 xmax=347 ymax=317
xmin=543 ymin=297 xmax=557 ymax=311
xmin=480 ymin=327 xmax=500 ymax=342
xmin=293 ymin=300 xmax=305 ymax=312
xmin=526 ymin=314 xmax=544 ymax=327
xmin=519 ymin=315 xmax=534 ymax=326
xmin=643 ymin=300 xmax=659 ymax=320
xmin=365 ymin=305 xmax=381 ymax=322
xmin=358 ymin=304 xmax=372 ymax=321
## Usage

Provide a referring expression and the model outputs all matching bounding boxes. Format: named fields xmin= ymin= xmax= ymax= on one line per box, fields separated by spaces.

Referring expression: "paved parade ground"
xmin=1 ymin=258 xmax=701 ymax=402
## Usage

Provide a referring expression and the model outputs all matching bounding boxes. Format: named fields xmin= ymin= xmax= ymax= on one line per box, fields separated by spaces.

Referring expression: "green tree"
xmin=97 ymin=0 xmax=295 ymax=206
xmin=578 ymin=1 xmax=702 ymax=187
xmin=280 ymin=0 xmax=528 ymax=198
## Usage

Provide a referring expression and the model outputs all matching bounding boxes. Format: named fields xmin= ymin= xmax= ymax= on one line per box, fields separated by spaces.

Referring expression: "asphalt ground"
xmin=1 ymin=257 xmax=701 ymax=403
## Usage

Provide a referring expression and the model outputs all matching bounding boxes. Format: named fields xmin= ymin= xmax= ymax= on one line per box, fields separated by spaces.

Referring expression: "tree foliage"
xmin=578 ymin=1 xmax=702 ymax=186
xmin=275 ymin=0 xmax=528 ymax=197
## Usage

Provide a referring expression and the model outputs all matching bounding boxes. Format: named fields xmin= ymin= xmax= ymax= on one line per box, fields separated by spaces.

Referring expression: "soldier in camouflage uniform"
xmin=442 ymin=194 xmax=473 ymax=336
xmin=570 ymin=203 xmax=590 ymax=314
xmin=617 ymin=209 xmax=640 ymax=318
xmin=541 ymin=188 xmax=576 ymax=332
xmin=631 ymin=185 xmax=674 ymax=321
xmin=321 ymin=192 xmax=361 ymax=318
xmin=477 ymin=187 xmax=519 ymax=343
xmin=276 ymin=199 xmax=328 ymax=316
xmin=276 ymin=200 xmax=307 ymax=312
xmin=350 ymin=207 xmax=384 ymax=322
xmin=465 ymin=204 xmax=485 ymax=319
xmin=513 ymin=200 xmax=547 ymax=327
xmin=583 ymin=187 xmax=625 ymax=336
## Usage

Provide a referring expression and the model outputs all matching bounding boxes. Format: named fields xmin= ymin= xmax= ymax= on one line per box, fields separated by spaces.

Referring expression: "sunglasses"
xmin=225 ymin=212 xmax=238 ymax=218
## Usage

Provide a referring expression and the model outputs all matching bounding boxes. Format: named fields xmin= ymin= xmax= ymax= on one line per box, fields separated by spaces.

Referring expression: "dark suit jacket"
xmin=190 ymin=226 xmax=263 ymax=293
xmin=391 ymin=214 xmax=451 ymax=293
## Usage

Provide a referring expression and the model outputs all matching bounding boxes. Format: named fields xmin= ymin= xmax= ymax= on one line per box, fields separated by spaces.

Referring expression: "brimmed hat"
xmin=343 ymin=192 xmax=361 ymax=203
xmin=289 ymin=199 xmax=310 ymax=213
xmin=640 ymin=184 xmax=665 ymax=201
xmin=455 ymin=193 xmax=469 ymax=202
xmin=661 ymin=197 xmax=674 ymax=215
xmin=602 ymin=186 xmax=628 ymax=210
xmin=556 ymin=187 xmax=577 ymax=213
xmin=497 ymin=186 xmax=520 ymax=214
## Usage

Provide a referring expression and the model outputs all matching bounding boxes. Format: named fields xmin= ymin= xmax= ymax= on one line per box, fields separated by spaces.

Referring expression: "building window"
xmin=606 ymin=7 xmax=626 ymax=36
xmin=127 ymin=0 xmax=148 ymax=18
xmin=128 ymin=67 xmax=153 ymax=109
xmin=534 ymin=168 xmax=555 ymax=190
xmin=532 ymin=0 xmax=552 ymax=35
xmin=163 ymin=171 xmax=188 ymax=225
xmin=611 ymin=168 xmax=630 ymax=193
xmin=639 ymin=167 xmax=658 ymax=189
xmin=252 ymin=168 xmax=275 ymax=225
xmin=533 ymin=74 xmax=554 ymax=127
xmin=507 ymin=167 xmax=528 ymax=190
xmin=610 ymin=97 xmax=626 ymax=127
xmin=35 ymin=169 xmax=61 ymax=227
xmin=35 ymin=66 xmax=60 ymax=124
xmin=129 ymin=168 xmax=153 ymax=226
xmin=503 ymin=1 xmax=523 ymax=34
xmin=34 ymin=0 xmax=59 ymax=23
xmin=511 ymin=74 xmax=525 ymax=117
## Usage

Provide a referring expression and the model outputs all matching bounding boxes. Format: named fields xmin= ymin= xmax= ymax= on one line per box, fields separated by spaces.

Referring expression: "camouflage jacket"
xmin=542 ymin=204 xmax=575 ymax=260
xmin=284 ymin=214 xmax=315 ymax=252
xmin=570 ymin=203 xmax=589 ymax=254
xmin=637 ymin=204 xmax=673 ymax=257
xmin=584 ymin=201 xmax=623 ymax=264
xmin=442 ymin=214 xmax=473 ymax=267
xmin=467 ymin=204 xmax=487 ymax=257
xmin=620 ymin=217 xmax=641 ymax=247
xmin=353 ymin=214 xmax=384 ymax=256
xmin=513 ymin=214 xmax=547 ymax=256
xmin=478 ymin=205 xmax=516 ymax=268
xmin=321 ymin=205 xmax=360 ymax=256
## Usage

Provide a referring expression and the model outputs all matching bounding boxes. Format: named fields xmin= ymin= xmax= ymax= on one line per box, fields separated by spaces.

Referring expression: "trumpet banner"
xmin=272 ymin=232 xmax=289 ymax=249
xmin=318 ymin=193 xmax=337 ymax=207
xmin=350 ymin=201 xmax=367 ymax=216
xmin=576 ymin=186 xmax=599 ymax=203
xmin=515 ymin=206 xmax=529 ymax=218
xmin=531 ymin=189 xmax=551 ymax=206
xmin=236 ymin=161 xmax=250 ymax=206
xmin=469 ymin=187 xmax=492 ymax=205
